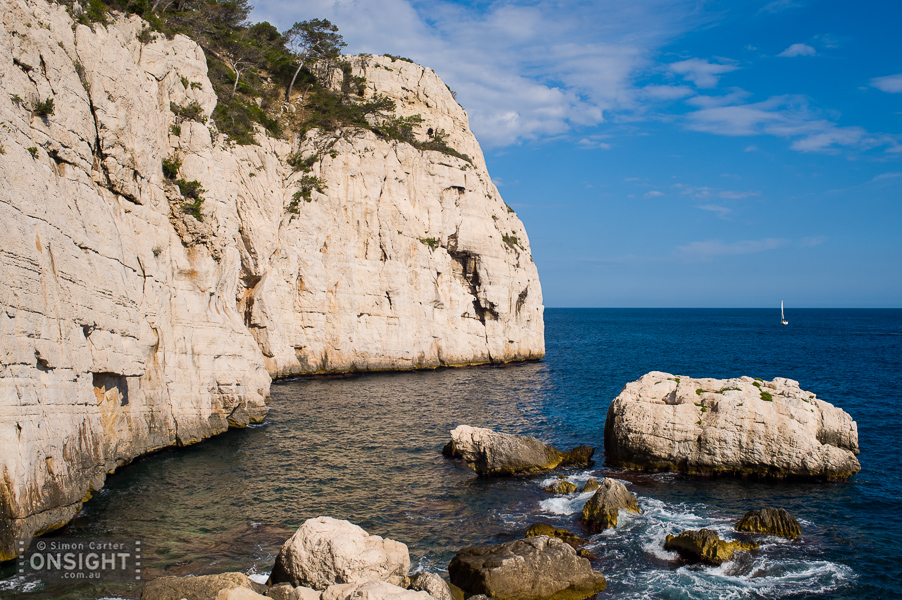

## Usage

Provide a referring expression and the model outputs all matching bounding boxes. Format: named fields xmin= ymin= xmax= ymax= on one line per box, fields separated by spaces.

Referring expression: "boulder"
xmin=409 ymin=572 xmax=457 ymax=600
xmin=268 ymin=517 xmax=410 ymax=590
xmin=141 ymin=572 xmax=267 ymax=600
xmin=448 ymin=536 xmax=606 ymax=600
xmin=268 ymin=583 xmax=323 ymax=600
xmin=581 ymin=478 xmax=599 ymax=493
xmin=321 ymin=581 xmax=432 ymax=600
xmin=735 ymin=507 xmax=802 ymax=539
xmin=664 ymin=529 xmax=759 ymax=565
xmin=604 ymin=372 xmax=860 ymax=479
xmin=525 ymin=523 xmax=587 ymax=548
xmin=542 ymin=480 xmax=579 ymax=494
xmin=579 ymin=478 xmax=641 ymax=532
xmin=442 ymin=426 xmax=594 ymax=476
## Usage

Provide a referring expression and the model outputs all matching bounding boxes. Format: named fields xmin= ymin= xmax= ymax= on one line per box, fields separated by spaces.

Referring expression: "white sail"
xmin=781 ymin=300 xmax=788 ymax=325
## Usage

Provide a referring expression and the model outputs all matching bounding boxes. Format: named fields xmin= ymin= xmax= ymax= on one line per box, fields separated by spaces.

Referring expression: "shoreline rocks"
xmin=579 ymin=478 xmax=641 ymax=532
xmin=448 ymin=536 xmax=606 ymax=600
xmin=735 ymin=507 xmax=802 ymax=539
xmin=268 ymin=517 xmax=410 ymax=590
xmin=604 ymin=372 xmax=860 ymax=479
xmin=525 ymin=523 xmax=587 ymax=548
xmin=664 ymin=529 xmax=759 ymax=565
xmin=442 ymin=425 xmax=594 ymax=476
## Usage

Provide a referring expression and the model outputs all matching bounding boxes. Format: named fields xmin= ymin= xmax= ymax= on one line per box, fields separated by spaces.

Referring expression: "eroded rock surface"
xmin=448 ymin=536 xmax=606 ymax=600
xmin=268 ymin=517 xmax=410 ymax=590
xmin=321 ymin=581 xmax=432 ymax=600
xmin=579 ymin=478 xmax=641 ymax=532
xmin=141 ymin=572 xmax=268 ymax=600
xmin=442 ymin=426 xmax=592 ymax=476
xmin=0 ymin=0 xmax=544 ymax=558
xmin=664 ymin=529 xmax=759 ymax=565
xmin=735 ymin=507 xmax=802 ymax=540
xmin=604 ymin=372 xmax=860 ymax=479
xmin=524 ymin=523 xmax=587 ymax=548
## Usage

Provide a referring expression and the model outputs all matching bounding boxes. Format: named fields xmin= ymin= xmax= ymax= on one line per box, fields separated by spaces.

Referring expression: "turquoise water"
xmin=2 ymin=308 xmax=900 ymax=599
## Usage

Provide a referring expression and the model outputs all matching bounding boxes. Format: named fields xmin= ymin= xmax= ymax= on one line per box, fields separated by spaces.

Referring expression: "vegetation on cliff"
xmin=54 ymin=0 xmax=470 ymax=164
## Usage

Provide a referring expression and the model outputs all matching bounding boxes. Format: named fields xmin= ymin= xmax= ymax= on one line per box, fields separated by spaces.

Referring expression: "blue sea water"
xmin=2 ymin=308 xmax=900 ymax=599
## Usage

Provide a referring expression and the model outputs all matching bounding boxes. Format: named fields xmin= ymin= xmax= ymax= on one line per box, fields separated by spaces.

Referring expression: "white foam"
xmin=538 ymin=491 xmax=594 ymax=515
xmin=247 ymin=572 xmax=270 ymax=584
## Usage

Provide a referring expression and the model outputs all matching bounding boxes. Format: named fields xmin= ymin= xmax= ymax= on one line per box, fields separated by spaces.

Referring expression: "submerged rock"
xmin=579 ymin=478 xmax=641 ymax=532
xmin=735 ymin=507 xmax=802 ymax=539
xmin=664 ymin=529 xmax=759 ymax=565
xmin=525 ymin=523 xmax=587 ymax=548
xmin=268 ymin=517 xmax=410 ymax=590
xmin=448 ymin=536 xmax=606 ymax=600
xmin=542 ymin=479 xmax=579 ymax=494
xmin=604 ymin=372 xmax=860 ymax=479
xmin=442 ymin=425 xmax=594 ymax=476
xmin=141 ymin=572 xmax=267 ymax=600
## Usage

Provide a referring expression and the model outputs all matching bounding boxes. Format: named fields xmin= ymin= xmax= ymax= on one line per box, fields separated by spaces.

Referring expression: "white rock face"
xmin=604 ymin=372 xmax=860 ymax=479
xmin=0 ymin=0 xmax=543 ymax=559
xmin=268 ymin=517 xmax=411 ymax=590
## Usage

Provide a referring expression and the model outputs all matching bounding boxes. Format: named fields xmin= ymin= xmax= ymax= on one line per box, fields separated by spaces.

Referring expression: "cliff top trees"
xmin=283 ymin=19 xmax=346 ymax=101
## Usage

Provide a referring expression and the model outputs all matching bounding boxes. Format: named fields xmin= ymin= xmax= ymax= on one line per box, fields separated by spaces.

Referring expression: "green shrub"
xmin=27 ymin=146 xmax=38 ymax=158
xmin=162 ymin=156 xmax=181 ymax=179
xmin=175 ymin=178 xmax=205 ymax=220
xmin=180 ymin=75 xmax=189 ymax=88
xmin=502 ymin=233 xmax=520 ymax=249
xmin=287 ymin=174 xmax=326 ymax=212
xmin=170 ymin=100 xmax=206 ymax=123
xmin=383 ymin=54 xmax=413 ymax=63
xmin=696 ymin=389 xmax=704 ymax=396
xmin=418 ymin=237 xmax=440 ymax=250
xmin=760 ymin=391 xmax=773 ymax=402
xmin=170 ymin=124 xmax=181 ymax=136
xmin=33 ymin=97 xmax=54 ymax=117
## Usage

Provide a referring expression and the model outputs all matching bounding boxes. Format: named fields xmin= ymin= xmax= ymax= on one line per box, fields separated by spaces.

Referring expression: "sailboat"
xmin=781 ymin=300 xmax=789 ymax=325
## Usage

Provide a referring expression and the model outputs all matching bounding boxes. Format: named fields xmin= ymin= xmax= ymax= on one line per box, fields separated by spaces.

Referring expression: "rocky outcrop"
xmin=604 ymin=372 xmax=860 ymax=479
xmin=268 ymin=517 xmax=410 ymax=590
xmin=664 ymin=529 xmax=759 ymax=565
xmin=408 ymin=573 xmax=457 ymax=600
xmin=542 ymin=478 xmax=578 ymax=494
xmin=448 ymin=536 xmax=606 ymax=600
xmin=524 ymin=523 xmax=587 ymax=548
xmin=0 ymin=0 xmax=543 ymax=558
xmin=442 ymin=426 xmax=592 ymax=476
xmin=141 ymin=572 xmax=269 ymax=600
xmin=581 ymin=478 xmax=599 ymax=493
xmin=579 ymin=478 xmax=641 ymax=532
xmin=735 ymin=507 xmax=802 ymax=540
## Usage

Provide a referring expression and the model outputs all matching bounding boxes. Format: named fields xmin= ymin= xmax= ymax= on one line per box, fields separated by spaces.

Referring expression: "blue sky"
xmin=251 ymin=0 xmax=902 ymax=307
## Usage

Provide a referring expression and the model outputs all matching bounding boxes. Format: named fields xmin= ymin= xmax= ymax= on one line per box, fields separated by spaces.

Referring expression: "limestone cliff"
xmin=0 ymin=0 xmax=544 ymax=559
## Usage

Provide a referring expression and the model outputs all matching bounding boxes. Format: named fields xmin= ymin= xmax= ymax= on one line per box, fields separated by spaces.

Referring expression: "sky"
xmin=250 ymin=0 xmax=902 ymax=308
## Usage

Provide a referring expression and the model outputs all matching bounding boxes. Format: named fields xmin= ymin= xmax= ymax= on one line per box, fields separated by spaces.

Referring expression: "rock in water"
xmin=579 ymin=478 xmax=641 ymax=532
xmin=735 ymin=507 xmax=802 ymax=539
xmin=408 ymin=572 xmax=457 ymax=600
xmin=442 ymin=425 xmax=594 ymax=476
xmin=525 ymin=523 xmax=587 ymax=548
xmin=604 ymin=372 xmax=860 ymax=479
xmin=268 ymin=517 xmax=410 ymax=589
xmin=664 ymin=529 xmax=759 ymax=565
xmin=448 ymin=536 xmax=606 ymax=600
xmin=141 ymin=572 xmax=268 ymax=600
xmin=581 ymin=478 xmax=600 ymax=493
xmin=321 ymin=581 xmax=433 ymax=600
xmin=542 ymin=479 xmax=579 ymax=494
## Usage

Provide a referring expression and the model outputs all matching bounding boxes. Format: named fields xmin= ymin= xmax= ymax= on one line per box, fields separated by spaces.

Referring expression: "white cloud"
xmin=645 ymin=190 xmax=665 ymax=198
xmin=677 ymin=238 xmax=787 ymax=260
xmin=744 ymin=145 xmax=759 ymax=152
xmin=670 ymin=58 xmax=739 ymax=88
xmin=778 ymin=43 xmax=816 ymax=57
xmin=871 ymin=74 xmax=902 ymax=93
xmin=718 ymin=190 xmax=760 ymax=199
xmin=684 ymin=94 xmax=902 ymax=153
xmin=697 ymin=204 xmax=731 ymax=218
xmin=870 ymin=172 xmax=902 ymax=182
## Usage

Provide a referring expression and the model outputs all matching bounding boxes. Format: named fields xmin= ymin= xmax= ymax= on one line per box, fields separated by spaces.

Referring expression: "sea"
xmin=2 ymin=308 xmax=900 ymax=599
